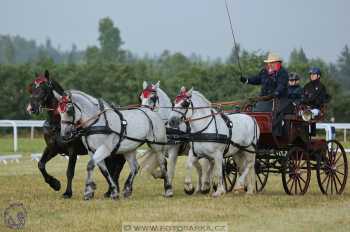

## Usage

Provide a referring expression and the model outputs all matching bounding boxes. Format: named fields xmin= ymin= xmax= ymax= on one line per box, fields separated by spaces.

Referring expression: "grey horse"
xmin=168 ymin=88 xmax=260 ymax=197
xmin=58 ymin=90 xmax=173 ymax=200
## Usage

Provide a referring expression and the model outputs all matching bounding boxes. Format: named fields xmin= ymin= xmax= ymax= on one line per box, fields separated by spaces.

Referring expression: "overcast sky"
xmin=1 ymin=0 xmax=349 ymax=62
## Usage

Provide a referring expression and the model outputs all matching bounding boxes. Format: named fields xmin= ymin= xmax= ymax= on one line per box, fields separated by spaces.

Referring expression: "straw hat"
xmin=264 ymin=52 xmax=282 ymax=63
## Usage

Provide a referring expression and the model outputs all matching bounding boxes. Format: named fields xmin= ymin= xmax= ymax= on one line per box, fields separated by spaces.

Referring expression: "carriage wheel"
xmin=316 ymin=140 xmax=348 ymax=195
xmin=281 ymin=147 xmax=311 ymax=195
xmin=223 ymin=156 xmax=237 ymax=192
xmin=255 ymin=157 xmax=269 ymax=192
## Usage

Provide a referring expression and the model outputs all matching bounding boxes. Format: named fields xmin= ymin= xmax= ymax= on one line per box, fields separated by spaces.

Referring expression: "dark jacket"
xmin=247 ymin=67 xmax=289 ymax=98
xmin=288 ymin=85 xmax=303 ymax=104
xmin=303 ymin=79 xmax=331 ymax=108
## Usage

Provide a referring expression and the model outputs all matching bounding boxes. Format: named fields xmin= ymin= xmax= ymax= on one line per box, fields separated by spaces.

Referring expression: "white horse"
xmin=168 ymin=88 xmax=259 ymax=197
xmin=58 ymin=90 xmax=173 ymax=200
xmin=139 ymin=81 xmax=211 ymax=194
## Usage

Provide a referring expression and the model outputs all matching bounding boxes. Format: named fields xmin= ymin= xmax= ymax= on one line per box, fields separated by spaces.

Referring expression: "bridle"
xmin=59 ymin=98 xmax=83 ymax=127
xmin=140 ymin=88 xmax=159 ymax=110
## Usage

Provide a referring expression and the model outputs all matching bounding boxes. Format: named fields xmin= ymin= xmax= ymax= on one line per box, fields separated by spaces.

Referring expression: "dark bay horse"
xmin=27 ymin=70 xmax=126 ymax=198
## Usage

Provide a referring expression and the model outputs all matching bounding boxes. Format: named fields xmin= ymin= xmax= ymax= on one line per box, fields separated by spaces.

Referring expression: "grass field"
xmin=1 ymin=138 xmax=350 ymax=232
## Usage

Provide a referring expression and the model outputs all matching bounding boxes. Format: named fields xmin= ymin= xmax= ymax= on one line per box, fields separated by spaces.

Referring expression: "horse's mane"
xmin=157 ymin=87 xmax=171 ymax=104
xmin=192 ymin=90 xmax=211 ymax=106
xmin=70 ymin=90 xmax=99 ymax=105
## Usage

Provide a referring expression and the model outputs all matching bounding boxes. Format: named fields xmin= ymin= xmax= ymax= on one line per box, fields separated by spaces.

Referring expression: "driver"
xmin=240 ymin=52 xmax=289 ymax=112
xmin=240 ymin=52 xmax=289 ymax=136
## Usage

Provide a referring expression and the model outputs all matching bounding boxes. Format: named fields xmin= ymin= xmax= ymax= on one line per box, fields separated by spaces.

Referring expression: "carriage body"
xmin=223 ymin=101 xmax=348 ymax=195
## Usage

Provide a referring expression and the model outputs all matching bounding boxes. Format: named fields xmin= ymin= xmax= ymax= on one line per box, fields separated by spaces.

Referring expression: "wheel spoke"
xmin=330 ymin=175 xmax=334 ymax=194
xmin=335 ymin=170 xmax=345 ymax=176
xmin=336 ymin=163 xmax=345 ymax=169
xmin=299 ymin=160 xmax=307 ymax=168
xmin=297 ymin=178 xmax=303 ymax=193
xmin=288 ymin=178 xmax=295 ymax=193
xmin=294 ymin=177 xmax=298 ymax=194
xmin=257 ymin=174 xmax=263 ymax=185
xmin=334 ymin=153 xmax=343 ymax=164
xmin=332 ymin=175 xmax=339 ymax=193
xmin=325 ymin=175 xmax=331 ymax=192
xmin=298 ymin=152 xmax=304 ymax=167
xmin=287 ymin=175 xmax=293 ymax=185
xmin=299 ymin=175 xmax=306 ymax=184
xmin=321 ymin=174 xmax=330 ymax=185
xmin=334 ymin=172 xmax=343 ymax=186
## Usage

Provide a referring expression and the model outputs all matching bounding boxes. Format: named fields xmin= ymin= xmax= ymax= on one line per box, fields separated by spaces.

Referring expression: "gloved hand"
xmin=240 ymin=76 xmax=247 ymax=84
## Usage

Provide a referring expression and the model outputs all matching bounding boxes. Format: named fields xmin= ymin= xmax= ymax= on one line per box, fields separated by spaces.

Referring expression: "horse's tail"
xmin=138 ymin=149 xmax=160 ymax=174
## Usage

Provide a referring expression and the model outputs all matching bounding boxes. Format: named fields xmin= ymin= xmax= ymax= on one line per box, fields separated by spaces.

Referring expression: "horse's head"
xmin=140 ymin=81 xmax=160 ymax=109
xmin=168 ymin=86 xmax=193 ymax=128
xmin=27 ymin=70 xmax=54 ymax=115
xmin=57 ymin=93 xmax=82 ymax=140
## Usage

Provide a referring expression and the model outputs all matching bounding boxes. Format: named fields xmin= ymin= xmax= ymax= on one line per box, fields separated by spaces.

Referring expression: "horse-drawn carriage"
xmin=222 ymin=98 xmax=348 ymax=195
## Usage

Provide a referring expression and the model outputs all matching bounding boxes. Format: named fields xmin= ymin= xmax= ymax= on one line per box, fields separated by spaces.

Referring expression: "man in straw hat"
xmin=240 ymin=52 xmax=289 ymax=136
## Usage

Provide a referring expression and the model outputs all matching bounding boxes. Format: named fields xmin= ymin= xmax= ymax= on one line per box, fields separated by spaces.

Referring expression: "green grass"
xmin=0 ymin=137 xmax=45 ymax=154
xmin=0 ymin=138 xmax=350 ymax=231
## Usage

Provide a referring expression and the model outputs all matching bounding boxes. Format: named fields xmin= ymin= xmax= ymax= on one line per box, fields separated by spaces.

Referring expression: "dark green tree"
xmin=98 ymin=17 xmax=124 ymax=62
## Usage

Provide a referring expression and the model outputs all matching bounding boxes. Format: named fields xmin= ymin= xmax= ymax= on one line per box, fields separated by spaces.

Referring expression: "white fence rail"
xmin=0 ymin=120 xmax=349 ymax=154
xmin=0 ymin=120 xmax=44 ymax=152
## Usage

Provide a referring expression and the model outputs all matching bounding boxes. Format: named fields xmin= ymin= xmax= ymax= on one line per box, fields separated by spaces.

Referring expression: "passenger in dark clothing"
xmin=303 ymin=67 xmax=331 ymax=118
xmin=240 ymin=52 xmax=289 ymax=136
xmin=287 ymin=72 xmax=303 ymax=105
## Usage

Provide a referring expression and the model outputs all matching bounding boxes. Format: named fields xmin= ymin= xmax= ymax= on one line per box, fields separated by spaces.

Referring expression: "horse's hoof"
xmin=104 ymin=190 xmax=111 ymax=198
xmin=83 ymin=192 xmax=94 ymax=200
xmin=233 ymin=187 xmax=245 ymax=193
xmin=200 ymin=188 xmax=210 ymax=194
xmin=62 ymin=192 xmax=72 ymax=199
xmin=110 ymin=192 xmax=119 ymax=200
xmin=212 ymin=191 xmax=224 ymax=198
xmin=184 ymin=187 xmax=195 ymax=195
xmin=164 ymin=189 xmax=173 ymax=198
xmin=123 ymin=189 xmax=132 ymax=198
xmin=49 ymin=178 xmax=61 ymax=191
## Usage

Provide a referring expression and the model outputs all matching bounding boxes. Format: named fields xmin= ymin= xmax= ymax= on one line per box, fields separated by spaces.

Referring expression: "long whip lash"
xmin=224 ymin=0 xmax=243 ymax=77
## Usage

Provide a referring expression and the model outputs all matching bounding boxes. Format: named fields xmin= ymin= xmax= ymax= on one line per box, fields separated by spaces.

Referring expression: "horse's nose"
xmin=169 ymin=117 xmax=179 ymax=128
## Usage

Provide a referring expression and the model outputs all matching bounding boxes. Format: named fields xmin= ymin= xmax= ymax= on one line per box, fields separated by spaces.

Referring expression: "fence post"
xmin=31 ymin=127 xmax=34 ymax=140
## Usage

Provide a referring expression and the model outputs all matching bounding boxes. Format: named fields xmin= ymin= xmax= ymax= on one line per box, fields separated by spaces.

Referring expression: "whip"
xmin=224 ymin=0 xmax=243 ymax=78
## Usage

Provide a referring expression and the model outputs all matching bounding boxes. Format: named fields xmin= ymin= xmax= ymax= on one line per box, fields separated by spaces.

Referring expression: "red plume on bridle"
xmin=141 ymin=84 xmax=156 ymax=98
xmin=27 ymin=74 xmax=49 ymax=94
xmin=175 ymin=86 xmax=189 ymax=103
xmin=58 ymin=95 xmax=70 ymax=113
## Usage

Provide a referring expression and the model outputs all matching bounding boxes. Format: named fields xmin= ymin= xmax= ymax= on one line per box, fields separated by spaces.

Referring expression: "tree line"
xmin=0 ymin=17 xmax=349 ymax=121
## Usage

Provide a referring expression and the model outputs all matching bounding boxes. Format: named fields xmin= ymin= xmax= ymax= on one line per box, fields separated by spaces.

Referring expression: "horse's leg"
xmin=201 ymin=158 xmax=213 ymax=194
xmin=123 ymin=151 xmax=139 ymax=198
xmin=184 ymin=148 xmax=196 ymax=195
xmin=233 ymin=153 xmax=246 ymax=192
xmin=38 ymin=146 xmax=61 ymax=191
xmin=193 ymin=158 xmax=203 ymax=193
xmin=96 ymin=159 xmax=120 ymax=200
xmin=244 ymin=148 xmax=256 ymax=194
xmin=212 ymin=152 xmax=225 ymax=197
xmin=167 ymin=145 xmax=180 ymax=186
xmin=108 ymin=155 xmax=126 ymax=197
xmin=84 ymin=144 xmax=114 ymax=200
xmin=62 ymin=153 xmax=77 ymax=199
xmin=101 ymin=155 xmax=124 ymax=198
xmin=155 ymin=148 xmax=173 ymax=197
